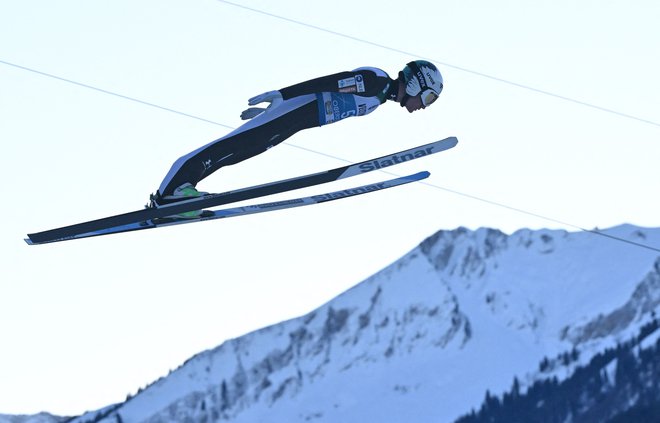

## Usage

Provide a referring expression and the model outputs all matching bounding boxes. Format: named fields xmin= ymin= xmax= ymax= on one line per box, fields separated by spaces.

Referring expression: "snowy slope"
xmin=65 ymin=224 xmax=660 ymax=423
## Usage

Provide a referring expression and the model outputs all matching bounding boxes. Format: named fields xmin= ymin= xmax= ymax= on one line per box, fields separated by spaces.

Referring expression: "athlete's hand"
xmin=241 ymin=91 xmax=284 ymax=120
xmin=248 ymin=90 xmax=283 ymax=107
xmin=240 ymin=107 xmax=267 ymax=120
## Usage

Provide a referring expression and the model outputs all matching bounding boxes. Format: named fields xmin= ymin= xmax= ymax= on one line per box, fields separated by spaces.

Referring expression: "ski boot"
xmin=148 ymin=183 xmax=209 ymax=219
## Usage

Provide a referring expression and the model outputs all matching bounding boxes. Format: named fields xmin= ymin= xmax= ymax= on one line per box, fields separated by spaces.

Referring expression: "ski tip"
xmin=426 ymin=136 xmax=458 ymax=153
xmin=442 ymin=136 xmax=458 ymax=147
xmin=24 ymin=237 xmax=36 ymax=246
xmin=406 ymin=170 xmax=431 ymax=181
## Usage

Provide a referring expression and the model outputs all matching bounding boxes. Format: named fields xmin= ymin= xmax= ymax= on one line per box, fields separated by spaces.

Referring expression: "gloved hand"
xmin=240 ymin=90 xmax=283 ymax=120
xmin=240 ymin=107 xmax=267 ymax=120
xmin=248 ymin=90 xmax=283 ymax=106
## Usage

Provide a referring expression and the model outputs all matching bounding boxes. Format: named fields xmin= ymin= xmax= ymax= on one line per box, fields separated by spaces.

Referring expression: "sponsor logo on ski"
xmin=358 ymin=146 xmax=436 ymax=172
xmin=255 ymin=199 xmax=305 ymax=210
xmin=311 ymin=182 xmax=387 ymax=201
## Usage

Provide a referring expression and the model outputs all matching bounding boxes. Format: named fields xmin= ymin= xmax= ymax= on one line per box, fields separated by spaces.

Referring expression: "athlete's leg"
xmin=157 ymin=94 xmax=319 ymax=197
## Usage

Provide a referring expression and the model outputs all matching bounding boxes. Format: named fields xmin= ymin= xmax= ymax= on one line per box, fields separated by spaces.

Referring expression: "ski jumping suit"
xmin=157 ymin=67 xmax=398 ymax=197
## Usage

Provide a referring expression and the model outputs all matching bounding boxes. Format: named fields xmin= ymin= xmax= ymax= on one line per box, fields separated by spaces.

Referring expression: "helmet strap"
xmin=396 ymin=72 xmax=410 ymax=107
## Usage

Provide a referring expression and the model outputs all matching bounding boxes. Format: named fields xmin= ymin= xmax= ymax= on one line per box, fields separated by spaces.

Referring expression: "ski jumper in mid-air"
xmin=151 ymin=60 xmax=444 ymax=217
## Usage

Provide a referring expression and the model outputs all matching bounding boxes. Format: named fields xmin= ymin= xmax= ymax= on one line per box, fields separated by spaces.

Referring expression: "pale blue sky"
xmin=1 ymin=0 xmax=659 ymax=415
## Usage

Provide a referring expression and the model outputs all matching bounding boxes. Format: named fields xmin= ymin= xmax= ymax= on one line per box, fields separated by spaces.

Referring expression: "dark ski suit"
xmin=157 ymin=67 xmax=398 ymax=197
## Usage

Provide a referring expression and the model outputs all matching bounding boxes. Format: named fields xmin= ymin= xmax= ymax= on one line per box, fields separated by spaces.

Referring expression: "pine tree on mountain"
xmin=539 ymin=356 xmax=551 ymax=372
xmin=220 ymin=380 xmax=230 ymax=412
xmin=511 ymin=377 xmax=521 ymax=399
xmin=615 ymin=347 xmax=638 ymax=391
xmin=478 ymin=390 xmax=502 ymax=420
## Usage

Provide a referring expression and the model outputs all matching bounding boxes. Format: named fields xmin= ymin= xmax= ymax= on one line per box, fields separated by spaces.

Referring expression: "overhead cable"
xmin=215 ymin=0 xmax=660 ymax=129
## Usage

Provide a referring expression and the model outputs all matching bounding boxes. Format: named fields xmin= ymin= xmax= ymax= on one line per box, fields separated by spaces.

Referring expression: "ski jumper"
xmin=157 ymin=67 xmax=398 ymax=197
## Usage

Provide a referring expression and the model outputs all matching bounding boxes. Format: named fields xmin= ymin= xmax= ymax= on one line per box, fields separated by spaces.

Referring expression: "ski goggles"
xmin=420 ymin=89 xmax=440 ymax=107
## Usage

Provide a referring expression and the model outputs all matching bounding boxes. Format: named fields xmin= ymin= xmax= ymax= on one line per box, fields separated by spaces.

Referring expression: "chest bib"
xmin=316 ymin=92 xmax=382 ymax=126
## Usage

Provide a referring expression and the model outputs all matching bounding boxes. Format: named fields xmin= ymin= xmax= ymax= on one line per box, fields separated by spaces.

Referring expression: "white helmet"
xmin=401 ymin=60 xmax=444 ymax=107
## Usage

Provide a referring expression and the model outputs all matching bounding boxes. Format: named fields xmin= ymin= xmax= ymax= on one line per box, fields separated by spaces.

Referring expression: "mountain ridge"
xmin=12 ymin=224 xmax=660 ymax=423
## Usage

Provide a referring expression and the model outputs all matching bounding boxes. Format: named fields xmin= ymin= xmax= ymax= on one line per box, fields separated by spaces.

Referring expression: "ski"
xmin=26 ymin=136 xmax=457 ymax=244
xmin=25 ymin=171 xmax=430 ymax=245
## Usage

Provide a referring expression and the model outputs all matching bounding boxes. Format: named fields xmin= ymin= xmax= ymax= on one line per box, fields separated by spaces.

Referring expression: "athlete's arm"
xmin=279 ymin=69 xmax=389 ymax=100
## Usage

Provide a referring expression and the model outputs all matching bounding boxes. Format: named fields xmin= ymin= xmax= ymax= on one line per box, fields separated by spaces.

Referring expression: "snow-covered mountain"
xmin=44 ymin=225 xmax=660 ymax=422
